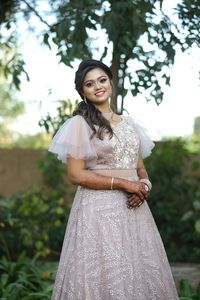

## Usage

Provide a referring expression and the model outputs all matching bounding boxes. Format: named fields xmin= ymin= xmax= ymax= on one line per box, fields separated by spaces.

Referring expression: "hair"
xmin=73 ymin=59 xmax=114 ymax=140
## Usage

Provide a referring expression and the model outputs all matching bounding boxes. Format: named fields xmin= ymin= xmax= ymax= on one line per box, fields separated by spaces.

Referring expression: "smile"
xmin=95 ymin=91 xmax=105 ymax=96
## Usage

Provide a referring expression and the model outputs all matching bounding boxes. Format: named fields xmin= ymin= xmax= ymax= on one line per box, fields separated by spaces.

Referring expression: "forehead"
xmin=84 ymin=68 xmax=107 ymax=82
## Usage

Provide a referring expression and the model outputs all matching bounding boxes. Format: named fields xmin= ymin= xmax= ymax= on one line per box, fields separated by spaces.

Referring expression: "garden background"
xmin=0 ymin=0 xmax=200 ymax=299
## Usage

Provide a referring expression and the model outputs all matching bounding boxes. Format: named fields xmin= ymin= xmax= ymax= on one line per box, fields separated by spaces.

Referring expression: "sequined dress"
xmin=49 ymin=115 xmax=178 ymax=300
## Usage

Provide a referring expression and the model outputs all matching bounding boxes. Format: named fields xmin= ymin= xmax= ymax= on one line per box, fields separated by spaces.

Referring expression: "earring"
xmin=83 ymin=96 xmax=87 ymax=104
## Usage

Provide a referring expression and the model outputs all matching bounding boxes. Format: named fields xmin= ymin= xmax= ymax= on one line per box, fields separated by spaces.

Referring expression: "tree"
xmin=0 ymin=80 xmax=24 ymax=146
xmin=0 ymin=0 xmax=199 ymax=112
xmin=0 ymin=35 xmax=26 ymax=145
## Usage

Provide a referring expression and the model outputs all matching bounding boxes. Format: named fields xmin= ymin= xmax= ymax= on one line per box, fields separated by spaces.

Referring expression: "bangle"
xmin=111 ymin=177 xmax=115 ymax=190
xmin=139 ymin=178 xmax=152 ymax=191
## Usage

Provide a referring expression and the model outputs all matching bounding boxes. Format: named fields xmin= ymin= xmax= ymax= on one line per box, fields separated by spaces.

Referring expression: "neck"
xmin=94 ymin=103 xmax=112 ymax=113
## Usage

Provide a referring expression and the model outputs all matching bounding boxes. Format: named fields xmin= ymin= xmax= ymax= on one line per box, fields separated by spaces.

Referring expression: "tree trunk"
xmin=110 ymin=47 xmax=120 ymax=113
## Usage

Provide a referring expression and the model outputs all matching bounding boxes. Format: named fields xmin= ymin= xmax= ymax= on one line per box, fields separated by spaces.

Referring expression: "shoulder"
xmin=63 ymin=114 xmax=87 ymax=125
xmin=123 ymin=115 xmax=155 ymax=158
xmin=123 ymin=115 xmax=142 ymax=128
xmin=59 ymin=115 xmax=90 ymax=131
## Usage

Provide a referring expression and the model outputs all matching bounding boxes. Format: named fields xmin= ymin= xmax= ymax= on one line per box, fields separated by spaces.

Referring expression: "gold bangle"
xmin=111 ymin=177 xmax=114 ymax=190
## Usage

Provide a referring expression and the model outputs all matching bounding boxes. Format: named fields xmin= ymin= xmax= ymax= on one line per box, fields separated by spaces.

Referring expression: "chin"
xmin=93 ymin=99 xmax=109 ymax=105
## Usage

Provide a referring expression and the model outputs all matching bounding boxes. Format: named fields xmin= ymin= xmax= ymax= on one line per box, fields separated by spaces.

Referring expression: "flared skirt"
xmin=51 ymin=187 xmax=178 ymax=300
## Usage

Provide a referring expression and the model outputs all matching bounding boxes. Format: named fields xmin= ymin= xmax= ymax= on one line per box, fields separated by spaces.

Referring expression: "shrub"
xmin=0 ymin=187 xmax=72 ymax=260
xmin=146 ymin=139 xmax=200 ymax=262
xmin=1 ymin=138 xmax=200 ymax=263
xmin=179 ymin=279 xmax=200 ymax=300
xmin=0 ymin=252 xmax=53 ymax=300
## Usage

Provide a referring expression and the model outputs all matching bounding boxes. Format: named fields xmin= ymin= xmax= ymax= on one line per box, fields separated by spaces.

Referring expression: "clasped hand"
xmin=126 ymin=181 xmax=150 ymax=209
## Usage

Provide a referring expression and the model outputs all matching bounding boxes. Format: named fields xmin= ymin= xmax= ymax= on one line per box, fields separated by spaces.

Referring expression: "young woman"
xmin=49 ymin=59 xmax=178 ymax=300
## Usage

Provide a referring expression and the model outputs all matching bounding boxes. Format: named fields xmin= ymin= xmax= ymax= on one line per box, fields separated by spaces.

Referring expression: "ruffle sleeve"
xmin=48 ymin=115 xmax=97 ymax=163
xmin=125 ymin=116 xmax=155 ymax=158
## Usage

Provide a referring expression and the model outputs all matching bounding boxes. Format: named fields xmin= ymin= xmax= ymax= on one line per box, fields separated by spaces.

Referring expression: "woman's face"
xmin=82 ymin=68 xmax=112 ymax=106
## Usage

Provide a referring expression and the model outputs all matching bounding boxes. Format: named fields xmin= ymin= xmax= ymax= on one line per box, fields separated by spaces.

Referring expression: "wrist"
xmin=139 ymin=178 xmax=152 ymax=191
xmin=112 ymin=177 xmax=127 ymax=191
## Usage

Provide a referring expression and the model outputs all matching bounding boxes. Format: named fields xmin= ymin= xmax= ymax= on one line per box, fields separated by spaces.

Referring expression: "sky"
xmin=11 ymin=1 xmax=200 ymax=141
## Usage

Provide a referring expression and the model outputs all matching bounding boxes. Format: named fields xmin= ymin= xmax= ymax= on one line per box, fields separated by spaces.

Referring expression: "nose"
xmin=95 ymin=80 xmax=102 ymax=89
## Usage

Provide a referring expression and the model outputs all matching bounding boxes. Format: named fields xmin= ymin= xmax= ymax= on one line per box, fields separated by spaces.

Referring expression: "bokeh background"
xmin=0 ymin=0 xmax=200 ymax=299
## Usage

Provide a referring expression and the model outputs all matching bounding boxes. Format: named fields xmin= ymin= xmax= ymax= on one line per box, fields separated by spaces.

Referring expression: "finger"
xmin=131 ymin=198 xmax=141 ymax=207
xmin=136 ymin=191 xmax=145 ymax=200
xmin=137 ymin=201 xmax=143 ymax=208
xmin=128 ymin=195 xmax=140 ymax=204
xmin=128 ymin=194 xmax=137 ymax=202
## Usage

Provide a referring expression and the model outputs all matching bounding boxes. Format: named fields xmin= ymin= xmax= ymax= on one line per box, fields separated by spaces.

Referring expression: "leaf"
xmin=195 ymin=220 xmax=200 ymax=233
xmin=193 ymin=200 xmax=200 ymax=210
xmin=43 ymin=33 xmax=51 ymax=50
xmin=179 ymin=279 xmax=193 ymax=297
xmin=181 ymin=211 xmax=193 ymax=221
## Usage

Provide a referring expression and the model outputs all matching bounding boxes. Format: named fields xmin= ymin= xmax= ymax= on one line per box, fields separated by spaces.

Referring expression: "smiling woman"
xmin=48 ymin=59 xmax=178 ymax=300
xmin=82 ymin=69 xmax=112 ymax=108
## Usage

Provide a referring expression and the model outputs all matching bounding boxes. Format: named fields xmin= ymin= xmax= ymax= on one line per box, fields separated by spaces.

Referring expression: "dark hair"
xmin=73 ymin=59 xmax=114 ymax=140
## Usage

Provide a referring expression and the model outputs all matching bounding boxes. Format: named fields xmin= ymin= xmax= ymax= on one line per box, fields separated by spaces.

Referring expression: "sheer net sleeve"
xmin=125 ymin=116 xmax=155 ymax=158
xmin=48 ymin=115 xmax=97 ymax=163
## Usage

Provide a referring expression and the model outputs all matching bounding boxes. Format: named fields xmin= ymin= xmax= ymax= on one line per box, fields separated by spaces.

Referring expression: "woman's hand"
xmin=126 ymin=182 xmax=150 ymax=209
xmin=125 ymin=181 xmax=148 ymax=200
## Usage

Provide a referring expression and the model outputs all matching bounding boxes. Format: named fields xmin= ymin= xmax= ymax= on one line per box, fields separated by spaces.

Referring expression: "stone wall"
xmin=0 ymin=149 xmax=44 ymax=197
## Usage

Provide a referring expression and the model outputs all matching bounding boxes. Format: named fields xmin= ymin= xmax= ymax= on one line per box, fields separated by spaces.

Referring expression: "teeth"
xmin=95 ymin=92 xmax=104 ymax=96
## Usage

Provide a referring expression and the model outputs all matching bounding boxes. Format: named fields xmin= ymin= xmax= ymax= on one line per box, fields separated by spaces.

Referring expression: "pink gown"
xmin=49 ymin=115 xmax=178 ymax=300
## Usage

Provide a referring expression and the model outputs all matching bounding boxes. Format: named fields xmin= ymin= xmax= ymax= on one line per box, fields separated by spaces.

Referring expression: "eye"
xmin=84 ymin=82 xmax=93 ymax=88
xmin=100 ymin=77 xmax=107 ymax=83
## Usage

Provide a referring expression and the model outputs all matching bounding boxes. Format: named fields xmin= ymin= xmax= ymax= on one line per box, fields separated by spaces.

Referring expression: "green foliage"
xmin=194 ymin=117 xmax=200 ymax=135
xmin=0 ymin=132 xmax=75 ymax=260
xmin=186 ymin=134 xmax=200 ymax=154
xmin=179 ymin=279 xmax=200 ymax=300
xmin=146 ymin=139 xmax=200 ymax=262
xmin=39 ymin=99 xmax=78 ymax=135
xmin=0 ymin=0 xmax=199 ymax=111
xmin=38 ymin=151 xmax=66 ymax=191
xmin=182 ymin=189 xmax=200 ymax=234
xmin=0 ymin=34 xmax=29 ymax=90
xmin=0 ymin=36 xmax=26 ymax=144
xmin=0 ymin=252 xmax=53 ymax=300
xmin=0 ymin=186 xmax=73 ymax=260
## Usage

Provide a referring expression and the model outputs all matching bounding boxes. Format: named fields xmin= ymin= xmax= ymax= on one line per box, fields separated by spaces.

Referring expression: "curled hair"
xmin=73 ymin=59 xmax=114 ymax=140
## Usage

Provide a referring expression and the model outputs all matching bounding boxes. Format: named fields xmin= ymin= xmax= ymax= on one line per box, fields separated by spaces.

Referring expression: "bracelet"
xmin=139 ymin=178 xmax=152 ymax=191
xmin=111 ymin=177 xmax=115 ymax=190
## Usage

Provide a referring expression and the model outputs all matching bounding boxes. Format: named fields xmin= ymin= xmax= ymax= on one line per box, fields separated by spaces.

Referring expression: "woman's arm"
xmin=137 ymin=156 xmax=149 ymax=179
xmin=67 ymin=157 xmax=148 ymax=199
xmin=127 ymin=156 xmax=151 ymax=208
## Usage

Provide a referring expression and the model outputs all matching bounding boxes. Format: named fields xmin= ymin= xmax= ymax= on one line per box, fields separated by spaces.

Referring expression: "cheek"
xmin=82 ymin=87 xmax=91 ymax=96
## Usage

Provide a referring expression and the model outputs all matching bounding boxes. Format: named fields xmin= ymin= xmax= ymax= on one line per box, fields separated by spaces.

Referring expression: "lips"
xmin=95 ymin=91 xmax=105 ymax=96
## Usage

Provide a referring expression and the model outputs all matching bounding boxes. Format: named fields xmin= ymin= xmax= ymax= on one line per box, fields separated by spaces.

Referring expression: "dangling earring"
xmin=108 ymin=96 xmax=112 ymax=112
xmin=83 ymin=96 xmax=87 ymax=105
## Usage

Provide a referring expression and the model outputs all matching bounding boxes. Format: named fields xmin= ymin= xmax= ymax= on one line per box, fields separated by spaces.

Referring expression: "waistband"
xmin=90 ymin=168 xmax=138 ymax=180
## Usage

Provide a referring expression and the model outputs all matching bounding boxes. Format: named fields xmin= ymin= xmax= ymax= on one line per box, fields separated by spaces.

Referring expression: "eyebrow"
xmin=83 ymin=75 xmax=108 ymax=84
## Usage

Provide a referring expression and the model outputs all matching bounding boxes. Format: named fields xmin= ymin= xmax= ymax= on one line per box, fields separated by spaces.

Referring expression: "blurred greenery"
xmin=0 ymin=252 xmax=53 ymax=299
xmin=146 ymin=139 xmax=200 ymax=262
xmin=0 ymin=78 xmax=25 ymax=146
xmin=0 ymin=0 xmax=199 ymax=111
xmin=39 ymin=99 xmax=78 ymax=135
xmin=0 ymin=138 xmax=200 ymax=263
xmin=179 ymin=279 xmax=200 ymax=300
